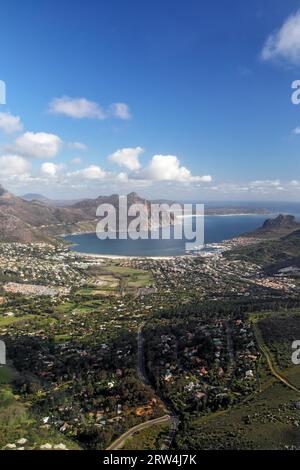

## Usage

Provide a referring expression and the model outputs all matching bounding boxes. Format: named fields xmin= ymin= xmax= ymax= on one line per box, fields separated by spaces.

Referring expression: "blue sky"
xmin=0 ymin=0 xmax=300 ymax=200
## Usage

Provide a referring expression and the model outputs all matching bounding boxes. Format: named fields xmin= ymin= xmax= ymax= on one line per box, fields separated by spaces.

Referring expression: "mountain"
xmin=21 ymin=193 xmax=84 ymax=207
xmin=261 ymin=214 xmax=299 ymax=231
xmin=226 ymin=218 xmax=300 ymax=271
xmin=242 ymin=214 xmax=300 ymax=239
xmin=72 ymin=191 xmax=175 ymax=230
xmin=22 ymin=193 xmax=53 ymax=204
xmin=73 ymin=192 xmax=148 ymax=215
xmin=0 ymin=186 xmax=96 ymax=243
xmin=0 ymin=187 xmax=175 ymax=243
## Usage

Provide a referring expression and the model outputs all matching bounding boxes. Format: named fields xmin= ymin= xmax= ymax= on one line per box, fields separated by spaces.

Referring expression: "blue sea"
xmin=64 ymin=202 xmax=300 ymax=257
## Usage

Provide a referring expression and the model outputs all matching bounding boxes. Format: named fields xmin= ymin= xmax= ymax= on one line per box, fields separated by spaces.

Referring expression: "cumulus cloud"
xmin=0 ymin=143 xmax=213 ymax=192
xmin=108 ymin=147 xmax=143 ymax=171
xmin=13 ymin=132 xmax=62 ymax=159
xmin=49 ymin=96 xmax=106 ymax=119
xmin=139 ymin=155 xmax=212 ymax=183
xmin=49 ymin=96 xmax=132 ymax=120
xmin=0 ymin=112 xmax=23 ymax=134
xmin=41 ymin=162 xmax=64 ymax=178
xmin=109 ymin=103 xmax=131 ymax=120
xmin=262 ymin=10 xmax=300 ymax=65
xmin=292 ymin=127 xmax=300 ymax=135
xmin=68 ymin=165 xmax=107 ymax=180
xmin=116 ymin=172 xmax=129 ymax=183
xmin=0 ymin=155 xmax=31 ymax=178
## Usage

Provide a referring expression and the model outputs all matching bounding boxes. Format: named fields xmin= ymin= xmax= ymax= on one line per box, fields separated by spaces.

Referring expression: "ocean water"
xmin=64 ymin=207 xmax=300 ymax=257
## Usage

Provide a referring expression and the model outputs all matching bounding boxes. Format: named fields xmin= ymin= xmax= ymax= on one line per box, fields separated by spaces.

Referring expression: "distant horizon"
xmin=16 ymin=188 xmax=300 ymax=206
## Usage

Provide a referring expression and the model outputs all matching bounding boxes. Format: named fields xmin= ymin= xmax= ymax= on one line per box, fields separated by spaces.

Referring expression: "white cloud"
xmin=49 ymin=96 xmax=106 ymax=119
xmin=0 ymin=112 xmax=23 ymax=134
xmin=0 ymin=155 xmax=31 ymax=178
xmin=250 ymin=179 xmax=281 ymax=188
xmin=116 ymin=172 xmax=129 ymax=183
xmin=41 ymin=162 xmax=64 ymax=178
xmin=68 ymin=141 xmax=88 ymax=151
xmin=262 ymin=10 xmax=300 ymax=65
xmin=14 ymin=132 xmax=62 ymax=159
xmin=49 ymin=96 xmax=132 ymax=120
xmin=108 ymin=147 xmax=143 ymax=171
xmin=201 ymin=179 xmax=291 ymax=196
xmin=109 ymin=103 xmax=131 ymax=120
xmin=293 ymin=127 xmax=300 ymax=134
xmin=139 ymin=155 xmax=212 ymax=183
xmin=69 ymin=165 xmax=107 ymax=180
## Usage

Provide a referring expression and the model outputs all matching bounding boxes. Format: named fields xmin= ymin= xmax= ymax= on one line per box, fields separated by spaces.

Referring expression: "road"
xmin=225 ymin=320 xmax=235 ymax=384
xmin=106 ymin=414 xmax=172 ymax=450
xmin=253 ymin=324 xmax=300 ymax=394
xmin=260 ymin=344 xmax=300 ymax=393
xmin=137 ymin=325 xmax=179 ymax=449
xmin=106 ymin=325 xmax=179 ymax=450
xmin=137 ymin=326 xmax=150 ymax=385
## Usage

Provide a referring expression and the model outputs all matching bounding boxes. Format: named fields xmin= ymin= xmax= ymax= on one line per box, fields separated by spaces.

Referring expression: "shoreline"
xmin=73 ymin=251 xmax=184 ymax=260
xmin=178 ymin=212 xmax=273 ymax=218
xmin=59 ymin=211 xmax=278 ymax=260
xmin=61 ymin=211 xmax=274 ymax=237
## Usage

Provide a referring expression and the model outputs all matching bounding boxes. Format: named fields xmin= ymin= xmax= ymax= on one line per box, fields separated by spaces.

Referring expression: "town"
xmin=0 ymin=231 xmax=300 ymax=450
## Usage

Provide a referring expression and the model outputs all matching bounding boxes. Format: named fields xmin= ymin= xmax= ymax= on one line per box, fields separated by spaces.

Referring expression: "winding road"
xmin=106 ymin=414 xmax=172 ymax=450
xmin=253 ymin=324 xmax=300 ymax=394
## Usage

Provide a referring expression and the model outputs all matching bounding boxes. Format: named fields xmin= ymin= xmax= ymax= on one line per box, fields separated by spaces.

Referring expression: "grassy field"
xmin=101 ymin=265 xmax=153 ymax=288
xmin=0 ymin=314 xmax=36 ymax=327
xmin=84 ymin=262 xmax=154 ymax=296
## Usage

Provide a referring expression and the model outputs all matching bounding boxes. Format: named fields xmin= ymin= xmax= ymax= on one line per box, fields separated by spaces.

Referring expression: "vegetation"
xmin=0 ymin=231 xmax=300 ymax=450
xmin=122 ymin=423 xmax=170 ymax=450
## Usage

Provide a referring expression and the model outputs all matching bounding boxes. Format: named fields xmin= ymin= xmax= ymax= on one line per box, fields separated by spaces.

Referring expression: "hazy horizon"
xmin=15 ymin=188 xmax=300 ymax=206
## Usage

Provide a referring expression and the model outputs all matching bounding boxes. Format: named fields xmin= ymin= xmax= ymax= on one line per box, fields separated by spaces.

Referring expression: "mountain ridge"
xmin=0 ymin=187 xmax=173 ymax=243
xmin=242 ymin=214 xmax=300 ymax=239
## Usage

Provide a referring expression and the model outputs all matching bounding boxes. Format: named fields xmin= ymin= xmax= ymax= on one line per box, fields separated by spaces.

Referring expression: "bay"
xmin=64 ymin=212 xmax=293 ymax=257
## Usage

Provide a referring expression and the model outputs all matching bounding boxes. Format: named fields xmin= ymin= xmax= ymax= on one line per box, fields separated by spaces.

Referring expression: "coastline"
xmin=59 ymin=211 xmax=276 ymax=259
xmin=73 ymin=251 xmax=183 ymax=260
xmin=178 ymin=212 xmax=273 ymax=218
